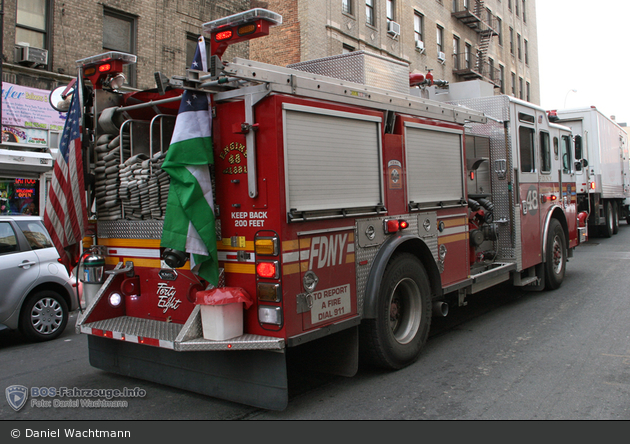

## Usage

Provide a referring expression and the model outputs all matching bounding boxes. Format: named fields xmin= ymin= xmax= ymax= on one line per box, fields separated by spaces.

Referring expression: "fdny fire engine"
xmin=64 ymin=9 xmax=583 ymax=410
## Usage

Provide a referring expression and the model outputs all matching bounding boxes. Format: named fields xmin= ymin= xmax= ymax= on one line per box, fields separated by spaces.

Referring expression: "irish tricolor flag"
xmin=161 ymin=36 xmax=218 ymax=286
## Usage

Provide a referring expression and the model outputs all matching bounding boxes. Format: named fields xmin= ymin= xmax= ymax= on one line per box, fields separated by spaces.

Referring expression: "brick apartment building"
xmin=252 ymin=0 xmax=539 ymax=104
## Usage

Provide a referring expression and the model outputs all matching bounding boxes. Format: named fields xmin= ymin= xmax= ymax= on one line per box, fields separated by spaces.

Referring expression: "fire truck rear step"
xmin=81 ymin=311 xmax=285 ymax=351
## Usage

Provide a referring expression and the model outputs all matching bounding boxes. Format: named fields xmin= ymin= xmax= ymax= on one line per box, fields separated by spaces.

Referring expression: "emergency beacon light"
xmin=203 ymin=9 xmax=283 ymax=58
xmin=76 ymin=51 xmax=137 ymax=89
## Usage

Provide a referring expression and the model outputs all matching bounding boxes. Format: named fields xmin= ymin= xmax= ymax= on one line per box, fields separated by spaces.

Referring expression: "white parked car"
xmin=0 ymin=216 xmax=79 ymax=341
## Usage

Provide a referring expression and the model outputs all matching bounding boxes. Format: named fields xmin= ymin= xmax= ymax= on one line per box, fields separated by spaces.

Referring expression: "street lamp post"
xmin=564 ymin=89 xmax=577 ymax=108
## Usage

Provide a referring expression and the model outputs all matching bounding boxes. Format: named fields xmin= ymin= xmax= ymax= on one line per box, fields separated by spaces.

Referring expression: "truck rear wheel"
xmin=602 ymin=201 xmax=614 ymax=238
xmin=360 ymin=253 xmax=432 ymax=370
xmin=544 ymin=219 xmax=566 ymax=290
xmin=612 ymin=203 xmax=619 ymax=234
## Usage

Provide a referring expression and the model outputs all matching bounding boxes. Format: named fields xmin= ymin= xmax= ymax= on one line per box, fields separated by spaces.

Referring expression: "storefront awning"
xmin=0 ymin=148 xmax=53 ymax=174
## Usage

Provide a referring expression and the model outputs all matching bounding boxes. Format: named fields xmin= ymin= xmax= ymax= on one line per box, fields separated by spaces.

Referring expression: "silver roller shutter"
xmin=405 ymin=122 xmax=465 ymax=205
xmin=283 ymin=104 xmax=383 ymax=213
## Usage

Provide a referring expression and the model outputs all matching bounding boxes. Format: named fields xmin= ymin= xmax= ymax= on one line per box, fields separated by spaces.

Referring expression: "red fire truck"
xmin=66 ymin=9 xmax=583 ymax=410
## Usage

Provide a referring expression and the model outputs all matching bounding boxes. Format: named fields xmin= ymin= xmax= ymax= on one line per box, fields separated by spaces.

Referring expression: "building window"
xmin=15 ymin=0 xmax=49 ymax=50
xmin=524 ymin=39 xmax=529 ymax=64
xmin=517 ymin=34 xmax=522 ymax=60
xmin=437 ymin=25 xmax=444 ymax=53
xmin=465 ymin=43 xmax=472 ymax=69
xmin=500 ymin=64 xmax=505 ymax=93
xmin=511 ymin=72 xmax=516 ymax=95
xmin=508 ymin=0 xmax=512 ymax=11
xmin=515 ymin=0 xmax=519 ymax=16
xmin=414 ymin=12 xmax=424 ymax=44
xmin=342 ymin=0 xmax=353 ymax=15
xmin=103 ymin=9 xmax=137 ymax=87
xmin=509 ymin=27 xmax=514 ymax=55
xmin=488 ymin=57 xmax=495 ymax=81
xmin=526 ymin=81 xmax=531 ymax=102
xmin=496 ymin=17 xmax=502 ymax=46
xmin=366 ymin=0 xmax=375 ymax=26
xmin=342 ymin=44 xmax=355 ymax=53
xmin=386 ymin=0 xmax=394 ymax=21
xmin=453 ymin=35 xmax=460 ymax=69
xmin=522 ymin=0 xmax=527 ymax=22
xmin=519 ymin=76 xmax=523 ymax=99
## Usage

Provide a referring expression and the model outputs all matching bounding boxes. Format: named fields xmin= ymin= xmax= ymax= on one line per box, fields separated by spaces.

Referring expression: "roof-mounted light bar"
xmin=203 ymin=9 xmax=282 ymax=59
xmin=76 ymin=52 xmax=137 ymax=90
xmin=76 ymin=51 xmax=137 ymax=68
xmin=202 ymin=9 xmax=282 ymax=33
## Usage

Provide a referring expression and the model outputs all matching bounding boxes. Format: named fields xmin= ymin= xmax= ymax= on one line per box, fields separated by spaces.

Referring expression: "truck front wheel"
xmin=544 ymin=219 xmax=567 ymax=290
xmin=360 ymin=253 xmax=432 ymax=370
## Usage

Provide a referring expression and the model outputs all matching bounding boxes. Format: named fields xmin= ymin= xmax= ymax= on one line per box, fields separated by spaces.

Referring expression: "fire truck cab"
xmin=72 ymin=10 xmax=582 ymax=410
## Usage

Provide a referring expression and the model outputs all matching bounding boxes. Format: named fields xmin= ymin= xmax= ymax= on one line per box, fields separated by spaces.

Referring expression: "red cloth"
xmin=195 ymin=287 xmax=253 ymax=309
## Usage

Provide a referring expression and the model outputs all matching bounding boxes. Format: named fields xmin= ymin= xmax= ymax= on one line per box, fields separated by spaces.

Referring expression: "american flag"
xmin=44 ymin=87 xmax=88 ymax=270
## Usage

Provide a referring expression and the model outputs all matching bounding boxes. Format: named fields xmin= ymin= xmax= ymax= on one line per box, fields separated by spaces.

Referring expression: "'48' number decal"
xmin=523 ymin=186 xmax=539 ymax=215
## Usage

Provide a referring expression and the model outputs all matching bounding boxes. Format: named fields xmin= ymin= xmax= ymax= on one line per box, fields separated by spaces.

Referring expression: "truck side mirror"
xmin=574 ymin=135 xmax=583 ymax=160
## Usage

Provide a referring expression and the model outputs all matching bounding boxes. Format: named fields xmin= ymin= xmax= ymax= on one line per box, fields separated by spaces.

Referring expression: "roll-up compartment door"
xmin=405 ymin=123 xmax=465 ymax=206
xmin=283 ymin=104 xmax=383 ymax=214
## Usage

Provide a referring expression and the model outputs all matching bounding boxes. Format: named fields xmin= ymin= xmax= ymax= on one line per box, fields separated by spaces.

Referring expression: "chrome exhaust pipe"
xmin=432 ymin=301 xmax=448 ymax=317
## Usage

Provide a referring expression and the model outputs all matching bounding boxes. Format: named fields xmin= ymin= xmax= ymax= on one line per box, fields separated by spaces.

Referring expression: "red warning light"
xmin=215 ymin=30 xmax=233 ymax=41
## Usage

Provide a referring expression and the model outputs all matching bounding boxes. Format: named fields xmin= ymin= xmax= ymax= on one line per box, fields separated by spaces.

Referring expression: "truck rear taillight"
xmin=590 ymin=182 xmax=596 ymax=190
xmin=257 ymin=283 xmax=281 ymax=302
xmin=258 ymin=306 xmax=282 ymax=325
xmin=256 ymin=261 xmax=279 ymax=279
xmin=255 ymin=236 xmax=279 ymax=256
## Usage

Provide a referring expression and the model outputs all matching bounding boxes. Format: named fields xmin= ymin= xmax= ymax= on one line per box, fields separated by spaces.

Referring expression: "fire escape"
xmin=452 ymin=0 xmax=501 ymax=88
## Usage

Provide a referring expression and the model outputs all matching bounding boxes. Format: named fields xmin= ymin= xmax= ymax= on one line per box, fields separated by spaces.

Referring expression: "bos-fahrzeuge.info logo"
xmin=6 ymin=385 xmax=146 ymax=411
xmin=6 ymin=385 xmax=28 ymax=412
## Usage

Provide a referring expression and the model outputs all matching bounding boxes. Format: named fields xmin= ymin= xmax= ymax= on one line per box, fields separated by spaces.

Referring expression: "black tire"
xmin=602 ymin=201 xmax=613 ymax=238
xmin=19 ymin=290 xmax=69 ymax=342
xmin=544 ymin=219 xmax=567 ymax=290
xmin=612 ymin=203 xmax=619 ymax=235
xmin=360 ymin=253 xmax=432 ymax=370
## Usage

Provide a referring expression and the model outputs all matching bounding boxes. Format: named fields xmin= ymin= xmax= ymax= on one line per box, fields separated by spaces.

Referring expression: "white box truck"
xmin=551 ymin=106 xmax=630 ymax=237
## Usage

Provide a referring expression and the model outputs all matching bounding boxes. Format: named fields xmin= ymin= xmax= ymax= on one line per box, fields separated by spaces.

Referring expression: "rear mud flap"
xmin=88 ymin=335 xmax=288 ymax=411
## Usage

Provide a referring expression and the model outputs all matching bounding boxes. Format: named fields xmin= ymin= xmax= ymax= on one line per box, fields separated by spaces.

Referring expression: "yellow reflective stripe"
xmin=441 ymin=217 xmax=467 ymax=228
xmin=224 ymin=263 xmax=255 ymax=274
xmin=438 ymin=233 xmax=468 ymax=244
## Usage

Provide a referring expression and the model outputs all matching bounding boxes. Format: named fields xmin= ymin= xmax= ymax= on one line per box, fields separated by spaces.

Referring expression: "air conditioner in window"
xmin=14 ymin=45 xmax=48 ymax=67
xmin=415 ymin=40 xmax=425 ymax=53
xmin=387 ymin=21 xmax=401 ymax=37
xmin=438 ymin=51 xmax=446 ymax=63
